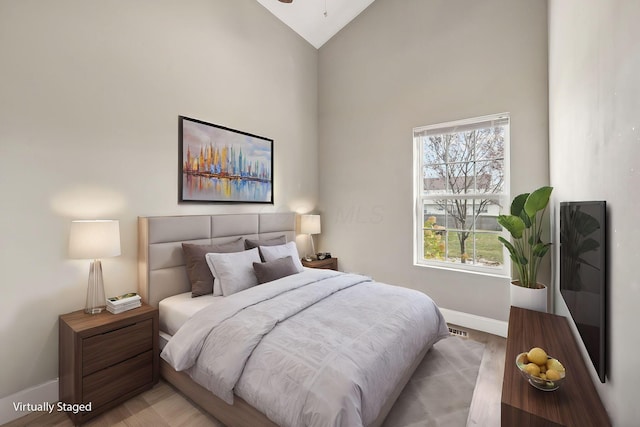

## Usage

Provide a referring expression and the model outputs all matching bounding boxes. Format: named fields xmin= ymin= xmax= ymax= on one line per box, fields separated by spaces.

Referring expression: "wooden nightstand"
xmin=301 ymin=257 xmax=338 ymax=271
xmin=59 ymin=304 xmax=159 ymax=425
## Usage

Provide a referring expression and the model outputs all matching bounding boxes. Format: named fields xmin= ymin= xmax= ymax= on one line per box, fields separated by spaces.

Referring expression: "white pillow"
xmin=259 ymin=242 xmax=304 ymax=273
xmin=205 ymin=247 xmax=261 ymax=296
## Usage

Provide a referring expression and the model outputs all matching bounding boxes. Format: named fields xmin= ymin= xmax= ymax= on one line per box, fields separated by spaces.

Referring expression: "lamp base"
xmin=305 ymin=234 xmax=317 ymax=261
xmin=85 ymin=259 xmax=106 ymax=315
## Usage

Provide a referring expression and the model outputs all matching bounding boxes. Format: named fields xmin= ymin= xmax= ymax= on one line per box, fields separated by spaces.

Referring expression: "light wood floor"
xmin=465 ymin=327 xmax=507 ymax=427
xmin=4 ymin=326 xmax=505 ymax=427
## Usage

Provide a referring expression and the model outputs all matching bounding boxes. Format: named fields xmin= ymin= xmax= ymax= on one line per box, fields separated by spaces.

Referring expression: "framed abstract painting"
xmin=179 ymin=116 xmax=273 ymax=204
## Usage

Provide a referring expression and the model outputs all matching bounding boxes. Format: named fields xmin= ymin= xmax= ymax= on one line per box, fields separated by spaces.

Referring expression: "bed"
xmin=138 ymin=213 xmax=448 ymax=427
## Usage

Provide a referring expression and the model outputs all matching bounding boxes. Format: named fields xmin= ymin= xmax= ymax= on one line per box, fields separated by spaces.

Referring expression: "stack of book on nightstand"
xmin=106 ymin=292 xmax=141 ymax=314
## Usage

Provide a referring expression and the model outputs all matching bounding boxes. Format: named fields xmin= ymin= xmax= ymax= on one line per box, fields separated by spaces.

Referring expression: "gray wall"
xmin=318 ymin=0 xmax=549 ymax=321
xmin=0 ymin=0 xmax=318 ymax=401
xmin=549 ymin=0 xmax=640 ymax=424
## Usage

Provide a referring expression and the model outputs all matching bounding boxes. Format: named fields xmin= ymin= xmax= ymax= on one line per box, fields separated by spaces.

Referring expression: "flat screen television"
xmin=560 ymin=201 xmax=607 ymax=383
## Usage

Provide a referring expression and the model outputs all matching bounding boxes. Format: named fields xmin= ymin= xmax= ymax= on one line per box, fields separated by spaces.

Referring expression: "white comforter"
xmin=161 ymin=269 xmax=448 ymax=427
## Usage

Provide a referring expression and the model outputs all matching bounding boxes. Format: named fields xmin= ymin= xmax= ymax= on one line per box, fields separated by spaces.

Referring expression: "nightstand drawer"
xmin=83 ymin=318 xmax=153 ymax=375
xmin=83 ymin=350 xmax=153 ymax=407
xmin=301 ymin=257 xmax=338 ymax=271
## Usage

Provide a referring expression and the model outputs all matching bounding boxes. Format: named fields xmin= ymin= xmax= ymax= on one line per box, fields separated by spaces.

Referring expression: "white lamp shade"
xmin=69 ymin=220 xmax=121 ymax=259
xmin=301 ymin=215 xmax=321 ymax=235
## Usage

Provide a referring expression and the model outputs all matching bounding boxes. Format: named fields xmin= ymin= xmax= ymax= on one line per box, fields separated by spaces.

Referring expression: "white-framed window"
xmin=413 ymin=113 xmax=510 ymax=276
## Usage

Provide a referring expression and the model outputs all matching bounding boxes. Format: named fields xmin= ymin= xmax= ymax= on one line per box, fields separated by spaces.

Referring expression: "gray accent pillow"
xmin=182 ymin=238 xmax=244 ymax=297
xmin=244 ymin=235 xmax=286 ymax=250
xmin=253 ymin=256 xmax=299 ymax=284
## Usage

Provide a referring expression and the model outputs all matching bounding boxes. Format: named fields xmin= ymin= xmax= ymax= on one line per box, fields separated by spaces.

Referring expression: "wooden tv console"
xmin=501 ymin=306 xmax=610 ymax=426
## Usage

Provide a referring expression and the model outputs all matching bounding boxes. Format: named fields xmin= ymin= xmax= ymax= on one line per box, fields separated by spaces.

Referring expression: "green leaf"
xmin=533 ymin=242 xmax=550 ymax=258
xmin=510 ymin=193 xmax=532 ymax=227
xmin=497 ymin=215 xmax=526 ymax=239
xmin=510 ymin=193 xmax=529 ymax=216
xmin=524 ymin=186 xmax=553 ymax=218
xmin=498 ymin=236 xmax=516 ymax=255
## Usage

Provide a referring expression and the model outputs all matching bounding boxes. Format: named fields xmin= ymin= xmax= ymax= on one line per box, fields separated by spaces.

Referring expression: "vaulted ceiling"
xmin=254 ymin=0 xmax=376 ymax=48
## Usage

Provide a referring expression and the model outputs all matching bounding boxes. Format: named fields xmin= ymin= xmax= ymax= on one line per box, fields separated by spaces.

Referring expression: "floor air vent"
xmin=448 ymin=327 xmax=469 ymax=338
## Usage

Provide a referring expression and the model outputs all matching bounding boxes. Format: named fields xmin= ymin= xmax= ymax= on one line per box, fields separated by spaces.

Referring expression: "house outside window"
xmin=413 ymin=113 xmax=510 ymax=276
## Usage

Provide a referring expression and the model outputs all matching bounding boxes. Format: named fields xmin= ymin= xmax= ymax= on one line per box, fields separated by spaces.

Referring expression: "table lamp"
xmin=300 ymin=214 xmax=321 ymax=260
xmin=69 ymin=220 xmax=121 ymax=314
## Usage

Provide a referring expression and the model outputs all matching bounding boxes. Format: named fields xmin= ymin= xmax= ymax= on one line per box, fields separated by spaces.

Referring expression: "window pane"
xmin=471 ymin=232 xmax=504 ymax=267
xmin=446 ymin=231 xmax=472 ymax=264
xmin=475 ymin=127 xmax=505 ymax=161
xmin=471 ymin=199 xmax=501 ymax=231
xmin=422 ymin=136 xmax=446 ymax=165
xmin=423 ymin=202 xmax=446 ymax=229
xmin=445 ymin=231 xmax=504 ymax=267
xmin=423 ymin=164 xmax=446 ymax=192
xmin=423 ymin=227 xmax=446 ymax=261
xmin=447 ymin=161 xmax=474 ymax=194
xmin=446 ymin=133 xmax=470 ymax=164
xmin=422 ymin=202 xmax=447 ymax=261
xmin=475 ymin=160 xmax=505 ymax=194
xmin=441 ymin=199 xmax=473 ymax=230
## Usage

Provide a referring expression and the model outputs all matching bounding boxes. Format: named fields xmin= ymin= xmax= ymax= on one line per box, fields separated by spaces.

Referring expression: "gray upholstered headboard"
xmin=138 ymin=213 xmax=297 ymax=308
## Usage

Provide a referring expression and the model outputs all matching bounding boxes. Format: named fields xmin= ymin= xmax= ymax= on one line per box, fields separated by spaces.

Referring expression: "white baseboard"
xmin=439 ymin=308 xmax=508 ymax=338
xmin=0 ymin=378 xmax=58 ymax=425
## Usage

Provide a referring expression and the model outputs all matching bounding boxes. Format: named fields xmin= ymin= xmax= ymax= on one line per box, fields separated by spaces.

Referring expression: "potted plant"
xmin=498 ymin=186 xmax=553 ymax=312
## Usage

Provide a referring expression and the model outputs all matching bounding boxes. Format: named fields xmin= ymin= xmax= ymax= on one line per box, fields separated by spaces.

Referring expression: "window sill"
xmin=413 ymin=260 xmax=510 ymax=279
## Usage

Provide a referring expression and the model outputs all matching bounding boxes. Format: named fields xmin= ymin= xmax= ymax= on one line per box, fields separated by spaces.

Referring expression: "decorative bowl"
xmin=515 ymin=352 xmax=566 ymax=391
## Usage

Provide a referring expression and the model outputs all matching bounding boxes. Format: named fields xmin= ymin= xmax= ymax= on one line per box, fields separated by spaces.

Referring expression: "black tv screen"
xmin=560 ymin=201 xmax=607 ymax=382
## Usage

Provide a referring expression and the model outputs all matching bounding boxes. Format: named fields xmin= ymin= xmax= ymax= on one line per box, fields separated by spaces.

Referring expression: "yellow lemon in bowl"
xmin=524 ymin=363 xmax=541 ymax=377
xmin=546 ymin=358 xmax=565 ymax=373
xmin=546 ymin=369 xmax=562 ymax=381
xmin=527 ymin=347 xmax=548 ymax=366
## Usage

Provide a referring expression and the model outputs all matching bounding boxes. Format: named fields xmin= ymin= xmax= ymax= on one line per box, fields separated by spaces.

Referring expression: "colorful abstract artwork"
xmin=179 ymin=116 xmax=273 ymax=203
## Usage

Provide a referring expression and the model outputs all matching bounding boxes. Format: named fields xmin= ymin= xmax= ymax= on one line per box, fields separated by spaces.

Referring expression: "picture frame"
xmin=179 ymin=116 xmax=274 ymax=204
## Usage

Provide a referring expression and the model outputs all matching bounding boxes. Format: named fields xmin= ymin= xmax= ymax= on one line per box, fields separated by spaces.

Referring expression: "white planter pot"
xmin=510 ymin=281 xmax=547 ymax=312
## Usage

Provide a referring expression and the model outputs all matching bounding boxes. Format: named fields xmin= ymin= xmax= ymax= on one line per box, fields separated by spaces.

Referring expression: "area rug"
xmin=382 ymin=335 xmax=485 ymax=427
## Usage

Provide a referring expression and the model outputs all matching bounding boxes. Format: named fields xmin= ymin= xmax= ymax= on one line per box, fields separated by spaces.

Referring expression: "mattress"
xmin=159 ymin=291 xmax=220 ymax=336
